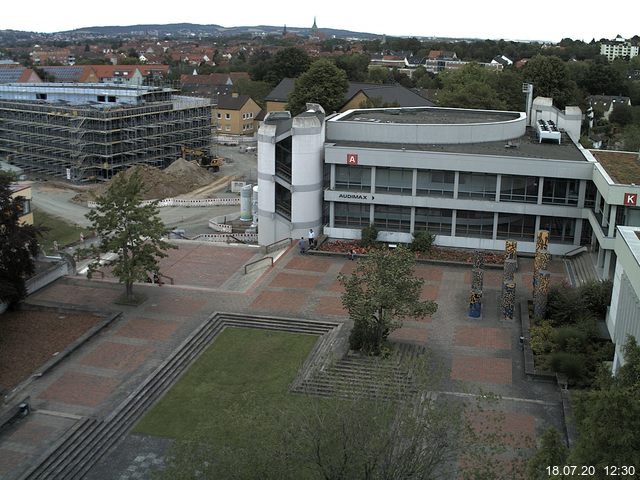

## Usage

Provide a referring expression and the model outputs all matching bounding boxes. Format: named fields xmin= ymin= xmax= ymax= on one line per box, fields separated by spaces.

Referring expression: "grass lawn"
xmin=133 ymin=327 xmax=318 ymax=441
xmin=34 ymin=208 xmax=92 ymax=251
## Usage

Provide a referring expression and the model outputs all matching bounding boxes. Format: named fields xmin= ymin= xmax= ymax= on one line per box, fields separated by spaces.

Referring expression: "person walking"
xmin=298 ymin=237 xmax=307 ymax=254
xmin=308 ymin=228 xmax=316 ymax=249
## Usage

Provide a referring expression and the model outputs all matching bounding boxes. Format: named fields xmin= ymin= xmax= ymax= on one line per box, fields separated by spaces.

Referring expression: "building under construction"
xmin=0 ymin=83 xmax=211 ymax=181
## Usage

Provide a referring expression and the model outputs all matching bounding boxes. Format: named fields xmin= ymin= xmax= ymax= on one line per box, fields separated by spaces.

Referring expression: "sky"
xmin=2 ymin=0 xmax=637 ymax=43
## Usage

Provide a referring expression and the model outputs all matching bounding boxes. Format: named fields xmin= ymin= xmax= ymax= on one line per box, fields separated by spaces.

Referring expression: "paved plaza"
xmin=0 ymin=244 xmax=568 ymax=479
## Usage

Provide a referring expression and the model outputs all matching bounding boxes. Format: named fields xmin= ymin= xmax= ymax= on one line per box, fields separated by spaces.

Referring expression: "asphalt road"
xmin=30 ymin=141 xmax=258 ymax=236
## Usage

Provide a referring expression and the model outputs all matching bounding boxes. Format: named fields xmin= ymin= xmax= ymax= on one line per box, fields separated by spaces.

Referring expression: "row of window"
xmin=216 ymin=112 xmax=256 ymax=120
xmin=334 ymin=166 xmax=581 ymax=206
xmin=333 ymin=203 xmax=576 ymax=243
xmin=215 ymin=124 xmax=254 ymax=132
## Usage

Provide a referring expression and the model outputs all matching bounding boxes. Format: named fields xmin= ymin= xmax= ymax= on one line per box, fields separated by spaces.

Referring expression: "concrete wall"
xmin=608 ymin=226 xmax=640 ymax=373
xmin=327 ymin=108 xmax=526 ymax=145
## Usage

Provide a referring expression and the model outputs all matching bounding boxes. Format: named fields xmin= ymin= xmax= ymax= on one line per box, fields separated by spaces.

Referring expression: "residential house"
xmin=265 ymin=78 xmax=433 ymax=113
xmin=214 ymin=93 xmax=262 ymax=136
xmin=588 ymin=95 xmax=632 ymax=120
xmin=0 ymin=66 xmax=42 ymax=83
xmin=600 ymin=35 xmax=639 ymax=61
xmin=9 ymin=184 xmax=33 ymax=225
xmin=491 ymin=55 xmax=513 ymax=67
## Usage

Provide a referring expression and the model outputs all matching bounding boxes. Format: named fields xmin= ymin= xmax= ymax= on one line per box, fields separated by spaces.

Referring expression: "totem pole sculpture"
xmin=469 ymin=250 xmax=485 ymax=318
xmin=501 ymin=239 xmax=518 ymax=320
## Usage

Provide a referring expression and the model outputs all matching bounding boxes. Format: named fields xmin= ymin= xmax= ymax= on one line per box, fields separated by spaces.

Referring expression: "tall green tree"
xmin=84 ymin=169 xmax=175 ymax=301
xmin=437 ymin=63 xmax=509 ymax=110
xmin=334 ymin=53 xmax=370 ymax=82
xmin=270 ymin=47 xmax=310 ymax=84
xmin=338 ymin=246 xmax=437 ymax=355
xmin=523 ymin=55 xmax=579 ymax=108
xmin=0 ymin=173 xmax=41 ymax=308
xmin=287 ymin=59 xmax=349 ymax=115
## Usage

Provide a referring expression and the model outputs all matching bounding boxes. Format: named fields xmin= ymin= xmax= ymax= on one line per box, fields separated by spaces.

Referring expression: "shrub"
xmin=410 ymin=230 xmax=435 ymax=253
xmin=579 ymin=280 xmax=613 ymax=318
xmin=360 ymin=224 xmax=379 ymax=248
xmin=546 ymin=286 xmax=590 ymax=326
xmin=530 ymin=320 xmax=557 ymax=356
xmin=554 ymin=326 xmax=589 ymax=353
xmin=549 ymin=351 xmax=585 ymax=383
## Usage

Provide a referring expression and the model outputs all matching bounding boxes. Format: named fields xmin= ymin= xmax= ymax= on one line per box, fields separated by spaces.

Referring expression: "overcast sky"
xmin=2 ymin=0 xmax=636 ymax=43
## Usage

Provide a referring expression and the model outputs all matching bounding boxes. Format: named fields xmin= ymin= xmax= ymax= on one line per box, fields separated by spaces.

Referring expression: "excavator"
xmin=181 ymin=146 xmax=224 ymax=172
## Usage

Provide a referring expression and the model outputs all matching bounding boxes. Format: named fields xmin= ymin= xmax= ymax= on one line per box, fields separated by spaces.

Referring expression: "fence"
xmin=88 ymin=196 xmax=240 ymax=209
xmin=208 ymin=220 xmax=232 ymax=233
xmin=191 ymin=232 xmax=258 ymax=243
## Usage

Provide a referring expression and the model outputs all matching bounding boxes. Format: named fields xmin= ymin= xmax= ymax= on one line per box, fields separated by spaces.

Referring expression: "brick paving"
xmin=38 ymin=372 xmax=122 ymax=408
xmin=78 ymin=342 xmax=154 ymax=372
xmin=451 ymin=355 xmax=513 ymax=385
xmin=0 ymin=243 xmax=570 ymax=480
xmin=114 ymin=317 xmax=180 ymax=341
xmin=454 ymin=326 xmax=511 ymax=350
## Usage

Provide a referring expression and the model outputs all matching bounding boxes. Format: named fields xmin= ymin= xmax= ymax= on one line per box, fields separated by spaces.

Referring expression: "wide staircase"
xmin=291 ymin=343 xmax=429 ymax=401
xmin=564 ymin=252 xmax=600 ymax=287
xmin=20 ymin=313 xmax=340 ymax=480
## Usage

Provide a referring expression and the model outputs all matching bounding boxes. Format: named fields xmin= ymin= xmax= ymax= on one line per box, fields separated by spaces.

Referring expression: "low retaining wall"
xmin=88 ymin=196 xmax=240 ymax=209
xmin=191 ymin=232 xmax=258 ymax=243
xmin=26 ymin=259 xmax=72 ymax=295
xmin=208 ymin=221 xmax=232 ymax=233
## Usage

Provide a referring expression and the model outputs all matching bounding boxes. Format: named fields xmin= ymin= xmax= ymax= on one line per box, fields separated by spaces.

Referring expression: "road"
xmin=30 ymin=142 xmax=258 ymax=236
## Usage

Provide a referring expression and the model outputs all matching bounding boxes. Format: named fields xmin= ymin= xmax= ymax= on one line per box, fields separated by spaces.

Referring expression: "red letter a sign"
xmin=347 ymin=153 xmax=358 ymax=165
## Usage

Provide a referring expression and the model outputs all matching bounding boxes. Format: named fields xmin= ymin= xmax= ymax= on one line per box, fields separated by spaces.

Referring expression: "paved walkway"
xmin=0 ymin=246 xmax=568 ymax=479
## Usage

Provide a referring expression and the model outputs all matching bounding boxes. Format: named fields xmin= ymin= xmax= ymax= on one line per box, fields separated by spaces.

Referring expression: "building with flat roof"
xmin=607 ymin=226 xmax=640 ymax=372
xmin=258 ymin=103 xmax=640 ymax=279
xmin=0 ymin=83 xmax=211 ymax=181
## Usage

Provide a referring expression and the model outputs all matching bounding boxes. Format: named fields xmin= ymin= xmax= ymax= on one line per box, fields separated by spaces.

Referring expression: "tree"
xmin=437 ymin=64 xmax=508 ymax=110
xmin=338 ymin=246 xmax=437 ymax=354
xmin=84 ymin=169 xmax=175 ymax=302
xmin=287 ymin=59 xmax=348 ymax=116
xmin=156 ymin=354 xmax=511 ymax=480
xmin=334 ymin=53 xmax=370 ymax=81
xmin=523 ymin=55 xmax=579 ymax=108
xmin=526 ymin=428 xmax=568 ymax=479
xmin=271 ymin=47 xmax=311 ymax=83
xmin=0 ymin=173 xmax=41 ymax=307
xmin=609 ymin=104 xmax=633 ymax=126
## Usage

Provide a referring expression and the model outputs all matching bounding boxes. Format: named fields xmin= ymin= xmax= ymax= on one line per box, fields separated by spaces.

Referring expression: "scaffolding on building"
xmin=0 ymin=93 xmax=212 ymax=181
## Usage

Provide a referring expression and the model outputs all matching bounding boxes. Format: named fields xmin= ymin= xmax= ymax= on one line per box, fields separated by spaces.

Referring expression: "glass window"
xmin=500 ymin=175 xmax=539 ymax=203
xmin=373 ymin=205 xmax=411 ymax=232
xmin=375 ymin=167 xmax=413 ymax=194
xmin=334 ymin=202 xmax=370 ymax=227
xmin=414 ymin=208 xmax=452 ymax=235
xmin=584 ymin=181 xmax=597 ymax=208
xmin=225 ymin=113 xmax=231 ymax=120
xmin=335 ymin=165 xmax=372 ymax=191
xmin=455 ymin=210 xmax=494 ymax=238
xmin=416 ymin=170 xmax=455 ymax=197
xmin=542 ymin=178 xmax=579 ymax=206
xmin=496 ymin=213 xmax=536 ymax=241
xmin=458 ymin=172 xmax=497 ymax=199
xmin=540 ymin=216 xmax=575 ymax=244
xmin=275 ymin=183 xmax=291 ymax=220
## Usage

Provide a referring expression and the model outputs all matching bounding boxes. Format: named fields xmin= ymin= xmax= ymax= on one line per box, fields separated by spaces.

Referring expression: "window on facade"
xmin=540 ymin=216 xmax=575 ymax=244
xmin=97 ymin=95 xmax=106 ymax=102
xmin=108 ymin=96 xmax=116 ymax=102
xmin=414 ymin=208 xmax=452 ymax=235
xmin=542 ymin=178 xmax=579 ymax=206
xmin=496 ymin=213 xmax=536 ymax=240
xmin=217 ymin=113 xmax=221 ymax=119
xmin=334 ymin=202 xmax=370 ymax=227
xmin=36 ymin=93 xmax=47 ymax=100
xmin=416 ymin=170 xmax=455 ymax=197
xmin=375 ymin=167 xmax=413 ymax=194
xmin=458 ymin=172 xmax=497 ymax=199
xmin=275 ymin=183 xmax=291 ymax=220
xmin=335 ymin=165 xmax=372 ymax=191
xmin=455 ymin=210 xmax=494 ymax=238
xmin=225 ymin=126 xmax=231 ymax=131
xmin=584 ymin=181 xmax=597 ymax=208
xmin=225 ymin=113 xmax=230 ymax=120
xmin=373 ymin=205 xmax=411 ymax=232
xmin=275 ymin=136 xmax=292 ymax=182
xmin=500 ymin=175 xmax=539 ymax=203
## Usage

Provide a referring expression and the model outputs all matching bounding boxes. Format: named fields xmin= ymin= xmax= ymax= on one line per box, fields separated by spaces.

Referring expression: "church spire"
xmin=312 ymin=16 xmax=318 ymax=31
xmin=283 ymin=24 xmax=287 ymax=36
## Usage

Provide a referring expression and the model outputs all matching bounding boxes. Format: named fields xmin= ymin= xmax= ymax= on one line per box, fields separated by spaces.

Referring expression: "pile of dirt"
xmin=75 ymin=160 xmax=219 ymax=202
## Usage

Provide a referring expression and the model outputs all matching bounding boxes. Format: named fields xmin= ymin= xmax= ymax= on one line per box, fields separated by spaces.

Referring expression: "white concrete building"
xmin=607 ymin=226 xmax=640 ymax=372
xmin=600 ymin=37 xmax=639 ymax=62
xmin=257 ymin=102 xmax=640 ymax=277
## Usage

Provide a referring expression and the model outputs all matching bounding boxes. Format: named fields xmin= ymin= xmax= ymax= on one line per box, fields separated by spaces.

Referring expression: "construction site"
xmin=0 ymin=83 xmax=212 ymax=181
